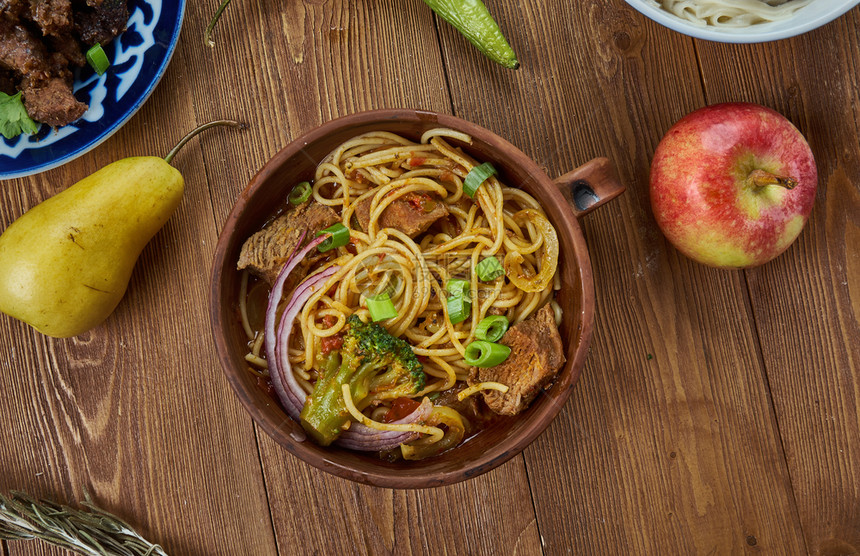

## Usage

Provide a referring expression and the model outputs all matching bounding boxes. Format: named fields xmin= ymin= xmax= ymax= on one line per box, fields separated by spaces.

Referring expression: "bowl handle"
xmin=554 ymin=157 xmax=625 ymax=218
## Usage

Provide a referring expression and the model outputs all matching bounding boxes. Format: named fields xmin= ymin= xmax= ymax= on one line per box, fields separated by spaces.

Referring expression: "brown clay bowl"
xmin=210 ymin=109 xmax=624 ymax=488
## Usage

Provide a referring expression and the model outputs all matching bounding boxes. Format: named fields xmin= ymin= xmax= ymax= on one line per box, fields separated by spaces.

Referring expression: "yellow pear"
xmin=0 ymin=120 xmax=242 ymax=337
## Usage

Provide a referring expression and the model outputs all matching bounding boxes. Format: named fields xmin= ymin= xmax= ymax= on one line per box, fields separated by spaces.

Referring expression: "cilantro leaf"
xmin=0 ymin=91 xmax=40 ymax=140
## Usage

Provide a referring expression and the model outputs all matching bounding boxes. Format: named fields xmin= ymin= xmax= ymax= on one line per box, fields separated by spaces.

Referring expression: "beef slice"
xmin=468 ymin=304 xmax=565 ymax=416
xmin=354 ymin=192 xmax=448 ymax=238
xmin=237 ymin=201 xmax=340 ymax=285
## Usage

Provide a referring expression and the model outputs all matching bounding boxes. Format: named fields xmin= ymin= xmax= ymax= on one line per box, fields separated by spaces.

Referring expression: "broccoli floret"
xmin=300 ymin=315 xmax=426 ymax=446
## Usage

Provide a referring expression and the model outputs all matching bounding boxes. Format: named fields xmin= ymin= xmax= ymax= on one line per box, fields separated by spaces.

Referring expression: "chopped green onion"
xmin=288 ymin=181 xmax=312 ymax=204
xmin=366 ymin=292 xmax=398 ymax=322
xmin=463 ymin=162 xmax=497 ymax=197
xmin=447 ymin=294 xmax=470 ymax=325
xmin=475 ymin=315 xmax=509 ymax=342
xmin=86 ymin=43 xmax=110 ymax=75
xmin=316 ymin=222 xmax=350 ymax=252
xmin=476 ymin=256 xmax=504 ymax=281
xmin=464 ymin=340 xmax=511 ymax=368
xmin=446 ymin=278 xmax=471 ymax=301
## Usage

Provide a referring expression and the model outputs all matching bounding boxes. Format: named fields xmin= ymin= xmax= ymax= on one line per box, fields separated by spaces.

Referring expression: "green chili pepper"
xmin=421 ymin=0 xmax=519 ymax=69
xmin=205 ymin=0 xmax=519 ymax=69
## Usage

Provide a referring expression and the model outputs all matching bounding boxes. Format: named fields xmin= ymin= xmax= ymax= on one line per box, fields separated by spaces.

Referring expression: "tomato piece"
xmin=382 ymin=397 xmax=422 ymax=423
xmin=319 ymin=315 xmax=344 ymax=354
xmin=320 ymin=334 xmax=343 ymax=354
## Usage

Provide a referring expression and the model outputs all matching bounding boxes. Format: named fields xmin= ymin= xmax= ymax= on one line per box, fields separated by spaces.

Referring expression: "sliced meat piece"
xmin=0 ymin=18 xmax=51 ymax=77
xmin=467 ymin=304 xmax=565 ymax=416
xmin=0 ymin=19 xmax=85 ymax=127
xmin=21 ymin=74 xmax=85 ymax=126
xmin=355 ymin=191 xmax=449 ymax=238
xmin=237 ymin=201 xmax=340 ymax=285
xmin=74 ymin=0 xmax=127 ymax=45
xmin=48 ymin=34 xmax=86 ymax=68
xmin=28 ymin=0 xmax=73 ymax=37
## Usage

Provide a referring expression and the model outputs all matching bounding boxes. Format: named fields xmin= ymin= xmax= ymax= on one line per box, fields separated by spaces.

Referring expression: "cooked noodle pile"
xmin=652 ymin=0 xmax=811 ymax=26
xmin=240 ymin=129 xmax=562 ymax=455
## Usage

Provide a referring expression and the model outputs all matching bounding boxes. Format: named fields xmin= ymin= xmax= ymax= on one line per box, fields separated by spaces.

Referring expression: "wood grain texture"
xmin=257 ymin=432 xmax=541 ymax=556
xmin=0 ymin=6 xmax=277 ymax=555
xmin=0 ymin=0 xmax=859 ymax=555
xmin=184 ymin=0 xmax=542 ymax=554
xmin=693 ymin=11 xmax=860 ymax=555
xmin=440 ymin=0 xmax=806 ymax=553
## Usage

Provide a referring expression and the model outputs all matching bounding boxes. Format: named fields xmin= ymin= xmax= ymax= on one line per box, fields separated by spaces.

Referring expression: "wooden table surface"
xmin=2 ymin=1 xmax=860 ymax=554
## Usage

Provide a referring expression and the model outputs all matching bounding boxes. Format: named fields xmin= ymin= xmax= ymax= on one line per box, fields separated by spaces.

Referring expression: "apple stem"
xmin=749 ymin=169 xmax=798 ymax=190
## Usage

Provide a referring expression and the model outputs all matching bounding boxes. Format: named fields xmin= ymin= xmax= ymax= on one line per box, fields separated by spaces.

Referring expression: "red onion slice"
xmin=337 ymin=398 xmax=434 ymax=451
xmin=264 ymin=232 xmax=328 ymax=417
xmin=269 ymin=266 xmax=338 ymax=420
xmin=261 ymin=231 xmax=434 ymax=452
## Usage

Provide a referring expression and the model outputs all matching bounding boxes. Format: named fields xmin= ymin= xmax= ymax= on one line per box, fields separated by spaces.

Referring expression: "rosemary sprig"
xmin=0 ymin=491 xmax=167 ymax=556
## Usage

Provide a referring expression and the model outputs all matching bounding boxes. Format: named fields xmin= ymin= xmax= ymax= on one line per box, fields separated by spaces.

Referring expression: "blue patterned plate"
xmin=0 ymin=0 xmax=185 ymax=180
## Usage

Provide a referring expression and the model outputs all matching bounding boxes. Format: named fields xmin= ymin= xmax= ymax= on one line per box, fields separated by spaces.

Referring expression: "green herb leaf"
xmin=0 ymin=92 xmax=39 ymax=140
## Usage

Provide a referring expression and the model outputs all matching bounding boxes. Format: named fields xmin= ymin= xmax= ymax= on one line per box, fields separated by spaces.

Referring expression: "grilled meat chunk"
xmin=0 ymin=0 xmax=129 ymax=129
xmin=354 ymin=192 xmax=449 ymax=238
xmin=28 ymin=0 xmax=73 ymax=38
xmin=21 ymin=74 xmax=85 ymax=126
xmin=75 ymin=0 xmax=127 ymax=45
xmin=468 ymin=304 xmax=565 ymax=416
xmin=237 ymin=201 xmax=341 ymax=286
xmin=0 ymin=17 xmax=85 ymax=127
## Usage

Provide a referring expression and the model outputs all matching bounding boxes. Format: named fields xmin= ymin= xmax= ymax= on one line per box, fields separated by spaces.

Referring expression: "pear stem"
xmin=749 ymin=168 xmax=798 ymax=190
xmin=164 ymin=120 xmax=245 ymax=165
xmin=204 ymin=0 xmax=233 ymax=47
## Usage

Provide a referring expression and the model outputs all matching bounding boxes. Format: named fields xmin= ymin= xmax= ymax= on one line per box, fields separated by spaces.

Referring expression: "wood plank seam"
xmin=740 ymin=270 xmax=811 ymax=555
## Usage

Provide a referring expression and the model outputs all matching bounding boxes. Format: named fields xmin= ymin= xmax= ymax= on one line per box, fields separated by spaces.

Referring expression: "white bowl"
xmin=625 ymin=0 xmax=859 ymax=43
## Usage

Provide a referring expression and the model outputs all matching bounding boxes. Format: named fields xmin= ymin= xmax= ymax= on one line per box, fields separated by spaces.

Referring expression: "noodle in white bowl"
xmin=625 ymin=0 xmax=858 ymax=42
xmin=652 ymin=0 xmax=812 ymax=27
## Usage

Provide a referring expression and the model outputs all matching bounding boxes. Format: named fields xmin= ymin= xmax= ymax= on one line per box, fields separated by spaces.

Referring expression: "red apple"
xmin=649 ymin=102 xmax=817 ymax=269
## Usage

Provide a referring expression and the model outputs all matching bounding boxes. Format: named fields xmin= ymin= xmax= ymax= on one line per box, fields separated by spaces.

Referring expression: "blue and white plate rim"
xmin=0 ymin=0 xmax=186 ymax=181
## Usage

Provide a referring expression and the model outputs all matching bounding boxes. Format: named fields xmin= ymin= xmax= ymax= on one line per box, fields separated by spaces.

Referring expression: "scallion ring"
xmin=288 ymin=181 xmax=312 ymax=204
xmin=446 ymin=278 xmax=471 ymax=301
xmin=316 ymin=223 xmax=350 ymax=252
xmin=366 ymin=292 xmax=398 ymax=322
xmin=464 ymin=340 xmax=511 ymax=368
xmin=475 ymin=315 xmax=509 ymax=342
xmin=447 ymin=294 xmax=471 ymax=325
xmin=463 ymin=162 xmax=497 ymax=198
xmin=86 ymin=43 xmax=110 ymax=75
xmin=476 ymin=256 xmax=504 ymax=281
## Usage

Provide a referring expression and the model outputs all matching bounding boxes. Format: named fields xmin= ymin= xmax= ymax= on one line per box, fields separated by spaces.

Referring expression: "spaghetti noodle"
xmin=239 ymin=129 xmax=562 ymax=458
